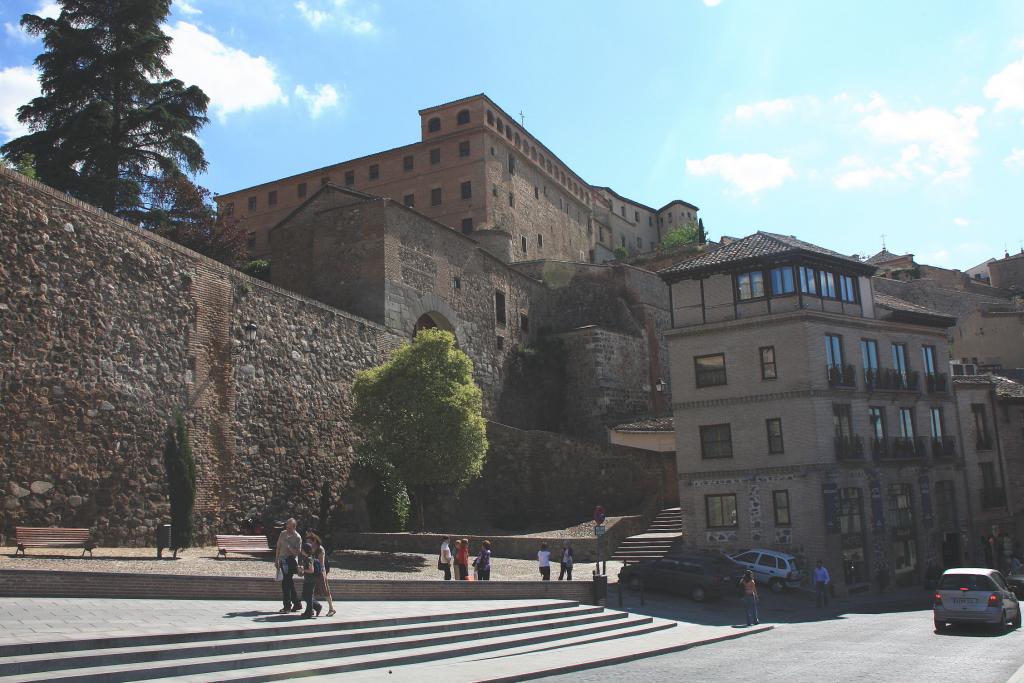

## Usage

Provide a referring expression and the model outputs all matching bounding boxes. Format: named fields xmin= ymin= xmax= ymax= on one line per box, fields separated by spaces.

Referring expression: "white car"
xmin=730 ymin=548 xmax=804 ymax=593
xmin=933 ymin=568 xmax=1021 ymax=632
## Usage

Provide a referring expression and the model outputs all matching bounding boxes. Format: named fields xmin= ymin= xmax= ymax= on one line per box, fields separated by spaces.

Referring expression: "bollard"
xmin=593 ymin=573 xmax=608 ymax=606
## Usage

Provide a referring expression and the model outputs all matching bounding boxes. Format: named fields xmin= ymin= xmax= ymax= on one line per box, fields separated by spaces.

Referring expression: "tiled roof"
xmin=610 ymin=416 xmax=675 ymax=433
xmin=952 ymin=374 xmax=1024 ymax=401
xmin=872 ymin=293 xmax=945 ymax=317
xmin=865 ymin=248 xmax=911 ymax=265
xmin=658 ymin=231 xmax=872 ymax=278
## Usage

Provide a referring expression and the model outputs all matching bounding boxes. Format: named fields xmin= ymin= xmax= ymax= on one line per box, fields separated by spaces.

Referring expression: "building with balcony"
xmin=658 ymin=231 xmax=994 ymax=595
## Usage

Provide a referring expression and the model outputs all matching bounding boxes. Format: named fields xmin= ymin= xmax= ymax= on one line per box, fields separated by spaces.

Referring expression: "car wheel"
xmin=628 ymin=576 xmax=643 ymax=591
xmin=690 ymin=585 xmax=707 ymax=602
xmin=934 ymin=618 xmax=947 ymax=632
xmin=1001 ymin=611 xmax=1011 ymax=634
xmin=1012 ymin=610 xmax=1022 ymax=630
xmin=769 ymin=578 xmax=784 ymax=594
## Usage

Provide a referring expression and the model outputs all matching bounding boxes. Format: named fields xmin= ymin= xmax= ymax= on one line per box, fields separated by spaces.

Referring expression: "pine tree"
xmin=1 ymin=1 xmax=209 ymax=221
xmin=163 ymin=409 xmax=197 ymax=551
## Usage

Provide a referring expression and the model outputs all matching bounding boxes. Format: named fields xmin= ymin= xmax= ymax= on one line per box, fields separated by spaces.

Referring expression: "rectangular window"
xmin=458 ymin=140 xmax=470 ymax=157
xmin=537 ymin=234 xmax=543 ymax=249
xmin=637 ymin=236 xmax=643 ymax=249
xmin=935 ymin=480 xmax=956 ymax=525
xmin=268 ymin=190 xmax=277 ymax=206
xmin=833 ymin=404 xmax=853 ymax=438
xmin=321 ymin=175 xmax=330 ymax=186
xmin=521 ymin=235 xmax=527 ymax=253
xmin=869 ymin=406 xmax=886 ymax=440
xmin=246 ymin=231 xmax=256 ymax=250
xmin=460 ymin=181 xmax=472 ymax=199
xmin=929 ymin=407 xmax=944 ymax=438
xmin=508 ymin=154 xmax=516 ymax=174
xmin=344 ymin=170 xmax=355 ymax=186
xmin=888 ymin=484 xmax=914 ymax=531
xmin=825 ymin=334 xmax=844 ymax=369
xmin=892 ymin=343 xmax=909 ymax=387
xmin=461 ymin=217 xmax=473 ymax=234
xmin=770 ymin=266 xmax=795 ymax=295
xmin=860 ymin=339 xmax=879 ymax=373
xmin=898 ymin=407 xmax=915 ymax=438
xmin=496 ymin=335 xmax=504 ymax=350
xmin=297 ymin=182 xmax=307 ymax=198
xmin=694 ymin=353 xmax=727 ymax=388
xmin=760 ymin=346 xmax=777 ymax=379
xmin=520 ymin=313 xmax=529 ymax=332
xmin=700 ymin=424 xmax=733 ymax=459
xmin=369 ymin=164 xmax=379 ymax=180
xmin=634 ymin=210 xmax=639 ymax=221
xmin=494 ymin=291 xmax=506 ymax=326
xmin=799 ymin=266 xmax=817 ymax=294
xmin=772 ymin=490 xmax=791 ymax=526
xmin=840 ymin=488 xmax=864 ymax=534
xmin=839 ymin=274 xmax=857 ymax=302
xmin=430 ymin=148 xmax=441 ymax=165
xmin=819 ymin=270 xmax=837 ymax=298
xmin=247 ymin=196 xmax=257 ymax=211
xmin=403 ymin=193 xmax=415 ymax=207
xmin=980 ymin=462 xmax=999 ymax=497
xmin=509 ymin=192 xmax=515 ymax=207
xmin=534 ymin=186 xmax=539 ymax=199
xmin=430 ymin=188 xmax=442 ymax=206
xmin=705 ymin=494 xmax=738 ymax=529
xmin=766 ymin=418 xmax=784 ymax=454
xmin=223 ymin=202 xmax=234 ymax=216
xmin=972 ymin=404 xmax=992 ymax=449
xmin=921 ymin=345 xmax=937 ymax=375
xmin=403 ymin=155 xmax=414 ymax=171
xmin=736 ymin=271 xmax=765 ymax=300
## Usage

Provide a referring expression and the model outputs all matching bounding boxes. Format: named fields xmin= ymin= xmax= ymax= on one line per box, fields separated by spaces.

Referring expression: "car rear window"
xmin=756 ymin=555 xmax=778 ymax=568
xmin=938 ymin=573 xmax=998 ymax=591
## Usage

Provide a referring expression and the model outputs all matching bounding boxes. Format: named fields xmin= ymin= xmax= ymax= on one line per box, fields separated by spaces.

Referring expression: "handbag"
xmin=275 ymin=564 xmax=283 ymax=582
xmin=437 ymin=552 xmax=447 ymax=571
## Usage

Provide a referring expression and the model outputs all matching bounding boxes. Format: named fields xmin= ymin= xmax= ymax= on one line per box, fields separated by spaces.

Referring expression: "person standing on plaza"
xmin=307 ymin=532 xmax=336 ymax=617
xmin=297 ymin=542 xmax=322 ymax=618
xmin=814 ymin=559 xmax=831 ymax=608
xmin=558 ymin=541 xmax=575 ymax=581
xmin=474 ymin=540 xmax=492 ymax=581
xmin=439 ymin=536 xmax=453 ymax=581
xmin=275 ymin=518 xmax=303 ymax=613
xmin=739 ymin=570 xmax=759 ymax=626
xmin=538 ymin=542 xmax=551 ymax=581
xmin=455 ymin=538 xmax=470 ymax=580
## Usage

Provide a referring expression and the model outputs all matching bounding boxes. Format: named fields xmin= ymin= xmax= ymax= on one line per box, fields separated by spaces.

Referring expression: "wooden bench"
xmin=15 ymin=527 xmax=96 ymax=557
xmin=215 ymin=534 xmax=273 ymax=559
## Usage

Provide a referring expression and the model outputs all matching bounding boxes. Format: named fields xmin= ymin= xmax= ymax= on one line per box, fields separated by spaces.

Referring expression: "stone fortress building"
xmin=215 ymin=94 xmax=699 ymax=265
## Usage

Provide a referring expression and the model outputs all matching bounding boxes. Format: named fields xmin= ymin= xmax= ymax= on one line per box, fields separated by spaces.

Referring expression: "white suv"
xmin=730 ymin=548 xmax=804 ymax=593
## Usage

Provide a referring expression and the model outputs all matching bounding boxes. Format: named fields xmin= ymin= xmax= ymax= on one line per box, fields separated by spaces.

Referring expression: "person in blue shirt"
xmin=298 ymin=542 xmax=322 ymax=618
xmin=814 ymin=560 xmax=831 ymax=608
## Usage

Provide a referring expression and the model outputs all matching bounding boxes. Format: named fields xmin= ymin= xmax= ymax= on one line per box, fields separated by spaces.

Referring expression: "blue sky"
xmin=1 ymin=0 xmax=1022 ymax=269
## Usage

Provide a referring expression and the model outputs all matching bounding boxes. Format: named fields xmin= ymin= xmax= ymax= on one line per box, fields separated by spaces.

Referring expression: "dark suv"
xmin=618 ymin=552 xmax=744 ymax=602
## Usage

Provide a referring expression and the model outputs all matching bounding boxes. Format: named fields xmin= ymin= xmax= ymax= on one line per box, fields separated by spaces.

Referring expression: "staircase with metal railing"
xmin=610 ymin=507 xmax=683 ymax=564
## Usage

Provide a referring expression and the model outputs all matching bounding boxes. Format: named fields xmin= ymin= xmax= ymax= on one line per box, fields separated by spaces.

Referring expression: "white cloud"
xmin=295 ymin=0 xmax=375 ymax=34
xmin=4 ymin=2 xmax=60 ymax=42
xmin=953 ymin=217 xmax=970 ymax=227
xmin=686 ymin=153 xmax=795 ymax=194
xmin=164 ymin=21 xmax=286 ymax=122
xmin=177 ymin=1 xmax=202 ymax=15
xmin=834 ymin=165 xmax=895 ymax=190
xmin=0 ymin=66 xmax=40 ymax=140
xmin=1005 ymin=148 xmax=1024 ymax=168
xmin=294 ymin=83 xmax=340 ymax=118
xmin=703 ymin=0 xmax=722 ymax=6
xmin=735 ymin=98 xmax=795 ymax=120
xmin=855 ymin=94 xmax=983 ymax=183
xmin=984 ymin=58 xmax=1024 ymax=112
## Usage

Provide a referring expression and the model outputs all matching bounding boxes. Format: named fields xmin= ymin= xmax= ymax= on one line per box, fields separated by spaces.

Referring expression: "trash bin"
xmin=156 ymin=524 xmax=172 ymax=558
xmin=593 ymin=573 xmax=608 ymax=606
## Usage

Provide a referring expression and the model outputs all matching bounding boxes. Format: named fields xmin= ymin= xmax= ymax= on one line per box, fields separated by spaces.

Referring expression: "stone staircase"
xmin=0 ymin=601 xmax=676 ymax=682
xmin=611 ymin=507 xmax=683 ymax=564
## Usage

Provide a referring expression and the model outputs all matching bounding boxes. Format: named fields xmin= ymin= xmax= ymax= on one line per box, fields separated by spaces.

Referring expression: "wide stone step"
xmin=1 ymin=605 xmax=607 ymax=677
xmin=3 ymin=610 xmax=655 ymax=682
xmin=145 ymin=614 xmax=673 ymax=682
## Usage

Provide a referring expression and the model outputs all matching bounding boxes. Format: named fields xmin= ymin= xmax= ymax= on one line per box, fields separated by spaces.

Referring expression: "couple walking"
xmin=275 ymin=518 xmax=336 ymax=618
xmin=537 ymin=541 xmax=574 ymax=581
xmin=439 ymin=536 xmax=492 ymax=580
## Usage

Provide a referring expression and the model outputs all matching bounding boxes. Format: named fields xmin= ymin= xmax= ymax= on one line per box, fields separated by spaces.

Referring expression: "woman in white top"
xmin=538 ymin=542 xmax=551 ymax=581
xmin=439 ymin=536 xmax=453 ymax=581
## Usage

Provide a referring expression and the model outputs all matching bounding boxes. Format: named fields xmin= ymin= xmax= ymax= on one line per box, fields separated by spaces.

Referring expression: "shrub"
xmin=242 ymin=259 xmax=271 ymax=282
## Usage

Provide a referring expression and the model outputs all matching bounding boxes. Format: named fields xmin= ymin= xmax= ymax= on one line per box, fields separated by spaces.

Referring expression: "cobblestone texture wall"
xmin=0 ymin=169 xmax=404 ymax=545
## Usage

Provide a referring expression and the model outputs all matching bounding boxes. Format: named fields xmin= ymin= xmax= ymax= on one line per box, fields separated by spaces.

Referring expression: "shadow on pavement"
xmin=332 ymin=550 xmax=428 ymax=573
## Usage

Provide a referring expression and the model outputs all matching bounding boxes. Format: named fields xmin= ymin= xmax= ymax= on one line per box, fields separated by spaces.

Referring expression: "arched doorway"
xmin=413 ymin=311 xmax=455 ymax=338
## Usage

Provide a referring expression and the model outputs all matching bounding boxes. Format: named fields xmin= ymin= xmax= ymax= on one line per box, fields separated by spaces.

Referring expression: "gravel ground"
xmin=0 ymin=546 xmax=622 ymax=582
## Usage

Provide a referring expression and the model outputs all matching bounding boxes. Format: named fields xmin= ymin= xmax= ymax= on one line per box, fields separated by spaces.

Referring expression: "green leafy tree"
xmin=162 ymin=409 xmax=197 ymax=551
xmin=1 ymin=153 xmax=37 ymax=179
xmin=613 ymin=246 xmax=629 ymax=260
xmin=661 ymin=221 xmax=700 ymax=248
xmin=144 ymin=174 xmax=249 ymax=266
xmin=352 ymin=328 xmax=488 ymax=530
xmin=1 ymin=0 xmax=209 ymax=221
xmin=242 ymin=259 xmax=272 ymax=282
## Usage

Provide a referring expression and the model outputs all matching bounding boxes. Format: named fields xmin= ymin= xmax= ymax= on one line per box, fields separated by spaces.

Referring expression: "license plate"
xmin=953 ymin=598 xmax=976 ymax=607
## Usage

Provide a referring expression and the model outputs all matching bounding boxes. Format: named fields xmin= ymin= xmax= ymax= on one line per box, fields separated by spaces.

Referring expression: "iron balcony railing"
xmin=868 ymin=368 xmax=920 ymax=392
xmin=931 ymin=435 xmax=957 ymax=459
xmin=925 ymin=372 xmax=949 ymax=393
xmin=885 ymin=436 xmax=928 ymax=460
xmin=834 ymin=435 xmax=865 ymax=460
xmin=827 ymin=364 xmax=857 ymax=388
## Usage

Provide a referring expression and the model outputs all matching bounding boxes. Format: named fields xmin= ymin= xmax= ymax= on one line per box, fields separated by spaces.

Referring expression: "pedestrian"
xmin=538 ymin=542 xmax=551 ymax=581
xmin=814 ymin=559 xmax=831 ymax=608
xmin=558 ymin=541 xmax=575 ymax=581
xmin=306 ymin=532 xmax=336 ymax=617
xmin=439 ymin=536 xmax=453 ymax=581
xmin=455 ymin=538 xmax=470 ymax=580
xmin=1011 ymin=556 xmax=1022 ymax=576
xmin=297 ymin=542 xmax=322 ymax=619
xmin=275 ymin=518 xmax=303 ymax=614
xmin=474 ymin=540 xmax=492 ymax=581
xmin=739 ymin=569 xmax=759 ymax=626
